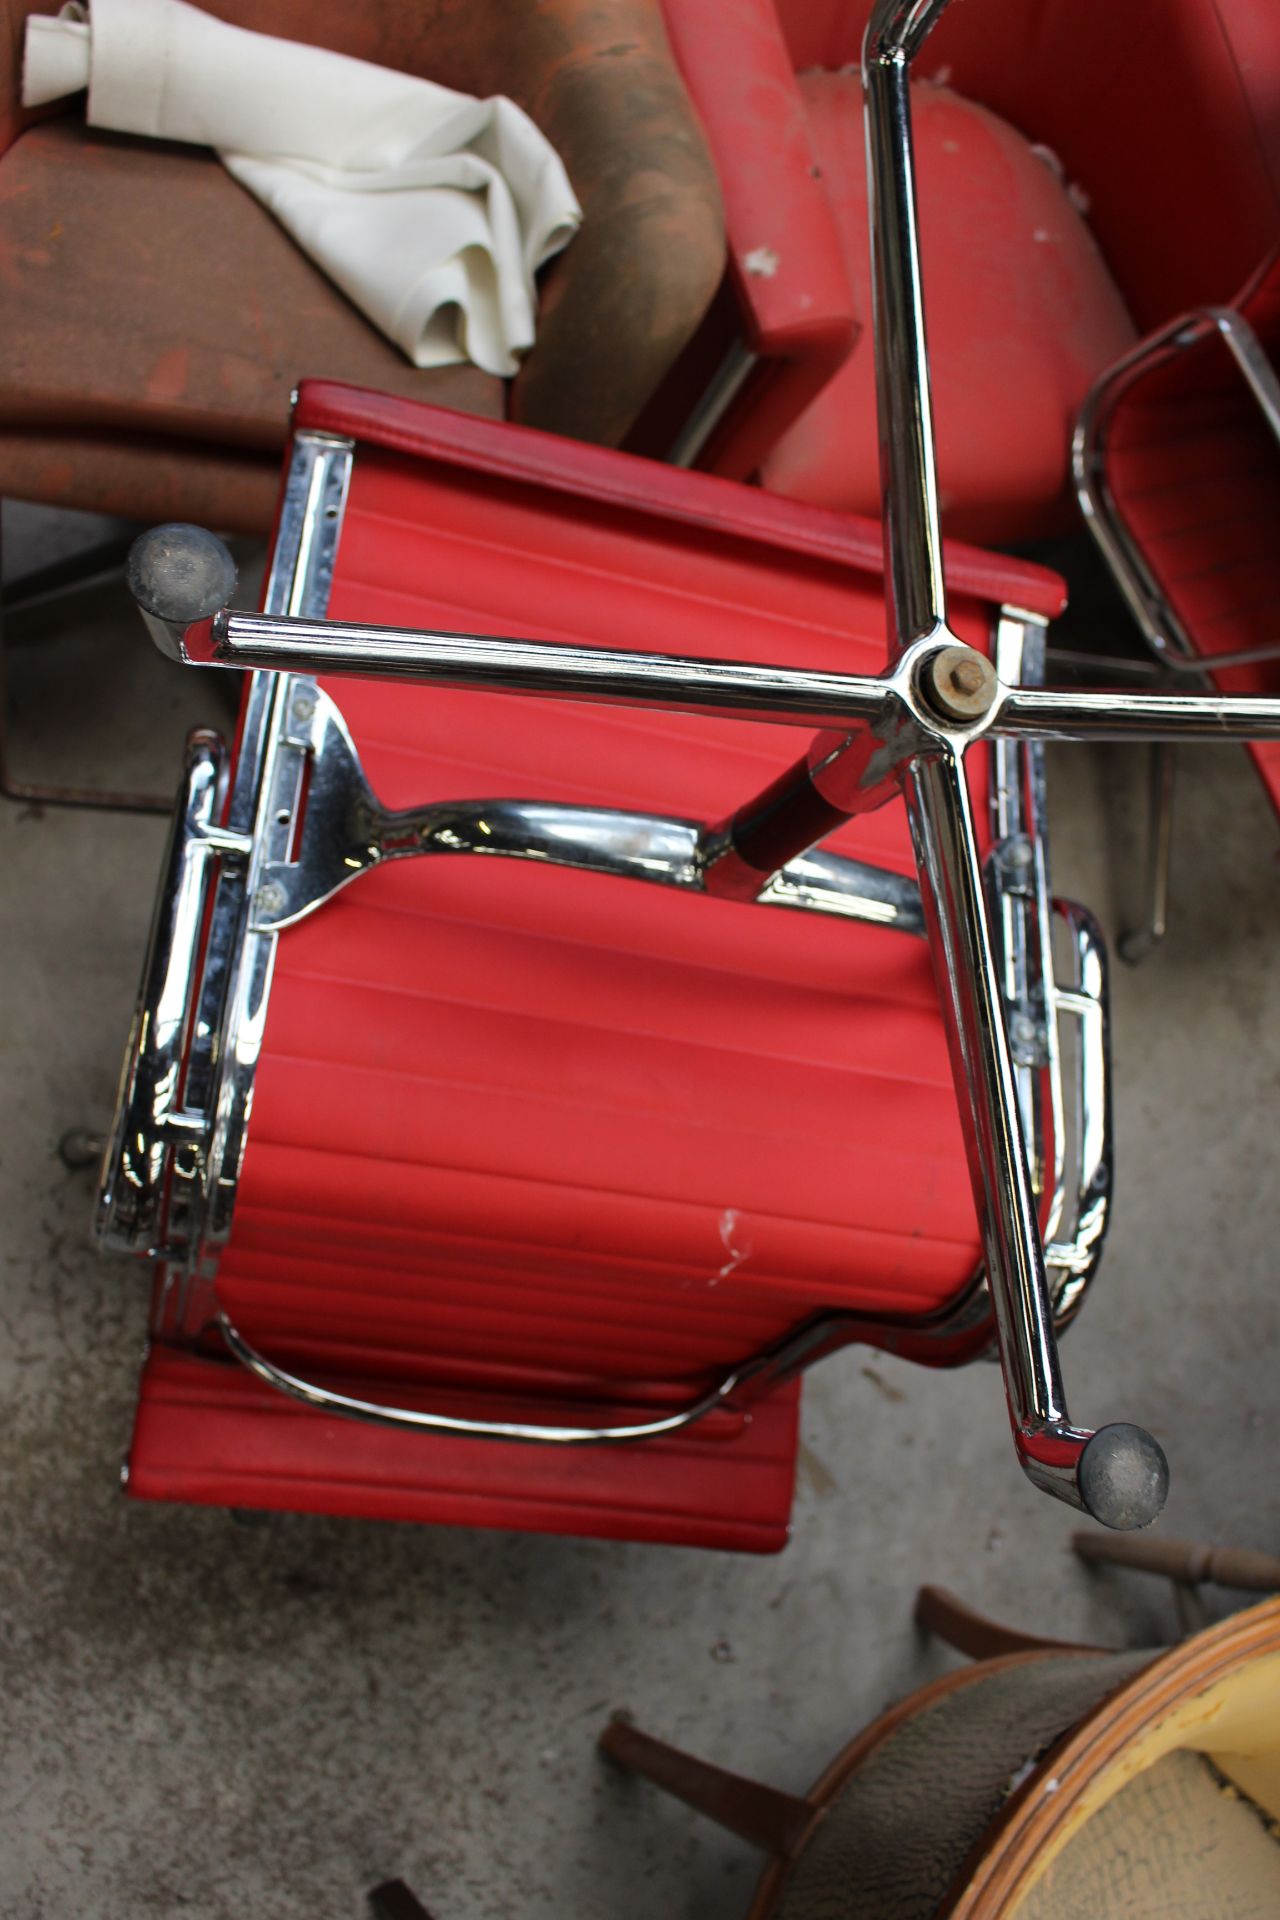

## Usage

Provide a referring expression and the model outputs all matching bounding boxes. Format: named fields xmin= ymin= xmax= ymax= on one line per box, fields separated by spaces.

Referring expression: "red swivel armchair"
xmin=100 ymin=383 xmax=1084 ymax=1550
xmin=651 ymin=0 xmax=1280 ymax=550
xmin=95 ymin=0 xmax=1280 ymax=1551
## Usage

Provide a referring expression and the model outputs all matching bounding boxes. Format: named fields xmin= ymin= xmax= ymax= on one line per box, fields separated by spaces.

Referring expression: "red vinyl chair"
xmin=651 ymin=0 xmax=1280 ymax=549
xmin=96 ymin=0 xmax=1280 ymax=1552
xmin=99 ymin=383 xmax=1086 ymax=1550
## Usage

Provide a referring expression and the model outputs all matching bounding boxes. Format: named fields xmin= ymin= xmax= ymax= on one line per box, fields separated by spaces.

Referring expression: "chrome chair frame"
xmin=1074 ymin=306 xmax=1280 ymax=680
xmin=100 ymin=427 xmax=1107 ymax=1451
xmin=1073 ymin=304 xmax=1280 ymax=960
xmin=105 ymin=0 xmax=1280 ymax=1528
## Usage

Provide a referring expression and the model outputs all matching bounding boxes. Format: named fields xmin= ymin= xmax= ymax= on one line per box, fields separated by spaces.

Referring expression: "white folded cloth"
xmin=23 ymin=0 xmax=581 ymax=375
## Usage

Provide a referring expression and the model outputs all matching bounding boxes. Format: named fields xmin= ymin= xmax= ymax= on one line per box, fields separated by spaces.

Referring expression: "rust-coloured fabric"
xmin=0 ymin=121 xmax=501 ymax=441
xmin=0 ymin=426 xmax=281 ymax=533
xmin=0 ymin=0 xmax=724 ymax=519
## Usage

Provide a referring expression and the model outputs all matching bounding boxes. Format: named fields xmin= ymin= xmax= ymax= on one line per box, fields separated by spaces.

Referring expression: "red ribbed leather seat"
xmin=126 ymin=385 xmax=1065 ymax=1549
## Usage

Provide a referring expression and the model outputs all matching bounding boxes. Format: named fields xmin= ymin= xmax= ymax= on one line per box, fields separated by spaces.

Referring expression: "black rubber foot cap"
xmin=1078 ymin=1423 xmax=1169 ymax=1531
xmin=127 ymin=523 xmax=237 ymax=625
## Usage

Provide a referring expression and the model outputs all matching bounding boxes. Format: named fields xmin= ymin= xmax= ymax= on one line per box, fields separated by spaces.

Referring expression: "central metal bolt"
xmin=949 ymin=658 xmax=985 ymax=697
xmin=920 ymin=645 xmax=999 ymax=724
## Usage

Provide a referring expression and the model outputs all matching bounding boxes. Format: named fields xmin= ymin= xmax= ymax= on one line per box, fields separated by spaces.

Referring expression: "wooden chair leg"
xmin=368 ymin=1881 xmax=435 ymax=1920
xmin=1118 ymin=740 xmax=1175 ymax=964
xmin=1073 ymin=1531 xmax=1280 ymax=1594
xmin=599 ymin=1718 xmax=816 ymax=1858
xmin=915 ymin=1585 xmax=1106 ymax=1660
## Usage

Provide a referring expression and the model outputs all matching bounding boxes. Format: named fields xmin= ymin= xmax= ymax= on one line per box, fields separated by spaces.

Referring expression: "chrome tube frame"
xmin=1073 ymin=304 xmax=1280 ymax=963
xmin=113 ymin=0 xmax=1280 ymax=1525
xmin=1074 ymin=305 xmax=1280 ymax=674
xmin=217 ymin=1308 xmax=832 ymax=1448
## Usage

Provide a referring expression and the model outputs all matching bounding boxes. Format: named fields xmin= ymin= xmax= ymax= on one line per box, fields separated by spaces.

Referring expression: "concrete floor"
xmin=1 ymin=503 xmax=1277 ymax=1920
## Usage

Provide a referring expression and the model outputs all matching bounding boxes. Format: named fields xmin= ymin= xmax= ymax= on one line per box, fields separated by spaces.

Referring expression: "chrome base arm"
xmin=171 ymin=598 xmax=1280 ymax=751
xmin=903 ymin=745 xmax=1160 ymax=1526
xmin=249 ymin=678 xmax=927 ymax=938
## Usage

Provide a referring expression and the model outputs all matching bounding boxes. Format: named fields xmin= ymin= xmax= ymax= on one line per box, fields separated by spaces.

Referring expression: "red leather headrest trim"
xmin=293 ymin=380 xmax=1066 ymax=620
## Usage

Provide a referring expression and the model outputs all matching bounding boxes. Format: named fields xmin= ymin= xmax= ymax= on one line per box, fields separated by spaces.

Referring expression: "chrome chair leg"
xmin=1118 ymin=742 xmax=1175 ymax=965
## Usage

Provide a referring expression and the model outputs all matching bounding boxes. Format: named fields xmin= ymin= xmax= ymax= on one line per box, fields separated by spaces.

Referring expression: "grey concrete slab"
xmin=0 ymin=548 xmax=1277 ymax=1920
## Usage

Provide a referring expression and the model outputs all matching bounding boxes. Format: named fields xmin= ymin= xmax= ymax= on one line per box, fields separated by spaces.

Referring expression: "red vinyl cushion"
xmin=130 ymin=389 xmax=1065 ymax=1546
xmin=1103 ymin=255 xmax=1280 ymax=816
xmin=775 ymin=0 xmax=1280 ymax=332
xmin=127 ymin=1349 xmax=801 ymax=1552
xmin=293 ymin=381 xmax=1066 ymax=621
xmin=760 ymin=77 xmax=1137 ymax=546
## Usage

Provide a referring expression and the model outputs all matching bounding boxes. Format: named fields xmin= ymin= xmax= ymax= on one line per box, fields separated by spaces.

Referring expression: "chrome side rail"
xmin=1045 ymin=899 xmax=1111 ymax=1326
xmin=97 ymin=431 xmax=353 ymax=1340
xmin=96 ymin=728 xmax=246 ymax=1256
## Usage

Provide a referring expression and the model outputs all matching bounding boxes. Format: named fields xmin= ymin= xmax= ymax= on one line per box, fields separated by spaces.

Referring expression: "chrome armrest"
xmin=96 ymin=729 xmax=243 ymax=1257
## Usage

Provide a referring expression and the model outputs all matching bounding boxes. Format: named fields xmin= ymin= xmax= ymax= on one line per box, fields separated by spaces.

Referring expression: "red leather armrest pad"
xmin=294 ymin=381 xmax=1066 ymax=620
xmin=660 ymin=0 xmax=857 ymax=361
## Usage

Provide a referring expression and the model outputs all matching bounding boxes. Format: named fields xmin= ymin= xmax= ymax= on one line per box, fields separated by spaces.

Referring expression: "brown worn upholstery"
xmin=0 ymin=0 xmax=724 ymax=529
xmin=0 ymin=120 xmax=499 ymax=530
